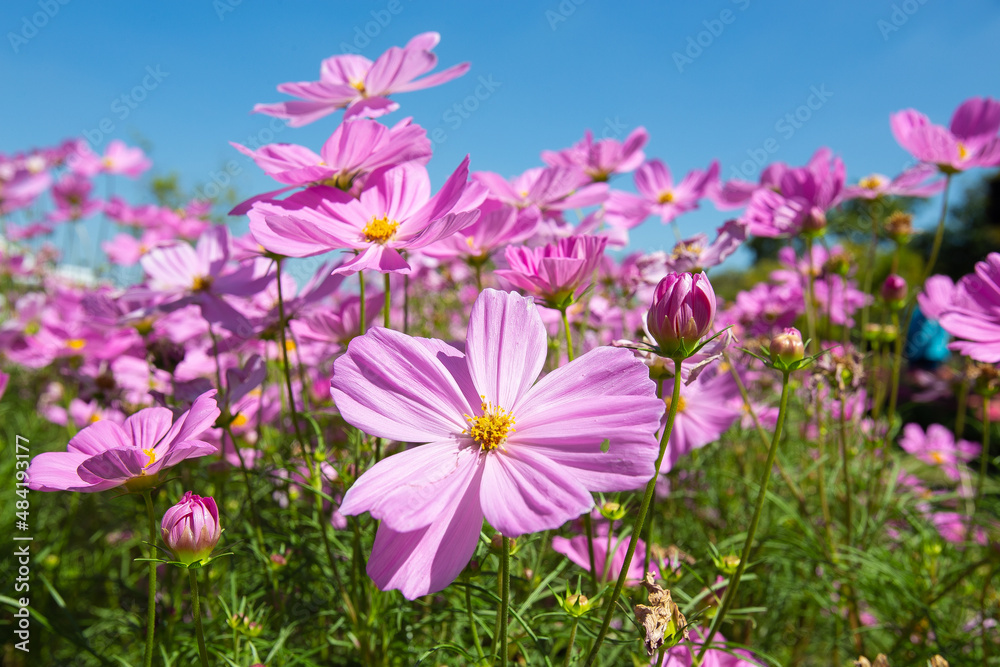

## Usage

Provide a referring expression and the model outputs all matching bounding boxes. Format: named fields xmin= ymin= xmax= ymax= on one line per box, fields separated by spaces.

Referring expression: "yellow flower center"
xmin=349 ymin=79 xmax=367 ymax=95
xmin=859 ymin=175 xmax=884 ymax=190
xmin=464 ymin=397 xmax=516 ymax=452
xmin=67 ymin=338 xmax=86 ymax=350
xmin=664 ymin=395 xmax=687 ymax=413
xmin=363 ymin=215 xmax=399 ymax=244
xmin=658 ymin=191 xmax=675 ymax=204
xmin=192 ymin=275 xmax=213 ymax=291
xmin=142 ymin=448 xmax=157 ymax=469
xmin=285 ymin=339 xmax=296 ymax=352
xmin=930 ymin=451 xmax=945 ymax=465
xmin=89 ymin=414 xmax=101 ymax=424
xmin=958 ymin=142 xmax=969 ymax=160
xmin=232 ymin=413 xmax=249 ymax=428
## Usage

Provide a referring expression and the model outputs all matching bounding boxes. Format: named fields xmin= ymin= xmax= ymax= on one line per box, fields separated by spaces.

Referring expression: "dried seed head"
xmin=633 ymin=572 xmax=688 ymax=656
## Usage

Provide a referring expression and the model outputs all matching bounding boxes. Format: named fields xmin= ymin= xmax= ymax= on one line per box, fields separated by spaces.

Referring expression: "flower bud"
xmin=801 ymin=206 xmax=827 ymax=235
xmin=161 ymin=491 xmax=221 ymax=566
xmin=881 ymin=274 xmax=907 ymax=305
xmin=646 ymin=272 xmax=717 ymax=359
xmin=769 ymin=327 xmax=805 ymax=367
xmin=884 ymin=211 xmax=913 ymax=243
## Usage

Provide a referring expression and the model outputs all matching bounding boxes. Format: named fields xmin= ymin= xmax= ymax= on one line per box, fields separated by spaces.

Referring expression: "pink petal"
xmin=27 ymin=451 xmax=95 ymax=491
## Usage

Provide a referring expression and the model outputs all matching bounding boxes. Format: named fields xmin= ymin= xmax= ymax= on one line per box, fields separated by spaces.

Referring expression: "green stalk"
xmin=358 ymin=270 xmax=367 ymax=336
xmin=976 ymin=392 xmax=992 ymax=508
xmin=918 ymin=173 xmax=953 ymax=286
xmin=189 ymin=569 xmax=210 ymax=667
xmin=562 ymin=618 xmax=579 ymax=667
xmin=142 ymin=490 xmax=157 ymax=667
xmin=585 ymin=360 xmax=684 ymax=666
xmin=383 ymin=272 xmax=391 ymax=329
xmin=275 ymin=259 xmax=306 ymax=449
xmin=465 ymin=580 xmax=486 ymax=664
xmin=695 ymin=371 xmax=792 ymax=662
xmin=499 ymin=536 xmax=511 ymax=664
xmin=560 ymin=307 xmax=575 ymax=362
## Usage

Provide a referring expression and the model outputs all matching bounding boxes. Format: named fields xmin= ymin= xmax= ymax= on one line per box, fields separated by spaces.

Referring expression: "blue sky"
xmin=2 ymin=0 xmax=999 ymax=271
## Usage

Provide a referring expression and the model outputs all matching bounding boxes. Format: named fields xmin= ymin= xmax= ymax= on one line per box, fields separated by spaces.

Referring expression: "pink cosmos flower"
xmin=229 ymin=117 xmax=431 ymax=214
xmin=422 ymin=199 xmax=538 ymax=264
xmin=918 ymin=274 xmax=958 ymax=320
xmin=605 ymin=159 xmax=720 ymax=228
xmin=0 ymin=165 xmax=51 ymax=215
xmin=248 ymin=159 xmax=485 ymax=275
xmin=658 ymin=626 xmax=756 ymax=666
xmin=661 ymin=371 xmax=740 ymax=472
xmin=898 ymin=423 xmax=980 ymax=482
xmin=661 ymin=219 xmax=747 ymax=275
xmin=541 ymin=126 xmax=649 ymax=182
xmin=472 ymin=166 xmax=609 ymax=224
xmin=891 ymin=97 xmax=1000 ymax=172
xmin=552 ymin=524 xmax=652 ymax=585
xmin=254 ymin=32 xmax=470 ymax=126
xmin=495 ymin=235 xmax=607 ymax=308
xmin=742 ymin=148 xmax=845 ymax=237
xmin=140 ymin=226 xmax=274 ymax=333
xmin=939 ymin=253 xmax=1000 ymax=362
xmin=27 ymin=390 xmax=219 ymax=493
xmin=161 ymin=491 xmax=222 ymax=565
xmin=69 ymin=140 xmax=152 ymax=178
xmin=332 ymin=289 xmax=665 ymax=599
xmin=843 ymin=165 xmax=945 ymax=199
xmin=49 ymin=172 xmax=102 ymax=222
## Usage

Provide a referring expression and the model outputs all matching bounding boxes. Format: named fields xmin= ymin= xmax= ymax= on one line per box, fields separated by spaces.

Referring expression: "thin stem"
xmin=383 ymin=272 xmax=391 ymax=329
xmin=582 ymin=514 xmax=598 ymax=589
xmin=803 ymin=237 xmax=819 ymax=356
xmin=585 ymin=360 xmax=684 ymax=666
xmin=560 ymin=307 xmax=575 ymax=362
xmin=563 ymin=618 xmax=579 ymax=667
xmin=465 ymin=580 xmax=486 ymax=664
xmin=275 ymin=259 xmax=306 ymax=449
xmin=858 ymin=200 xmax=881 ymax=357
xmin=919 ymin=173 xmax=953 ymax=286
xmin=696 ymin=371 xmax=792 ymax=662
xmin=499 ymin=535 xmax=511 ymax=665
xmin=189 ymin=569 xmax=210 ymax=667
xmin=358 ymin=270 xmax=367 ymax=336
xmin=142 ymin=490 xmax=157 ymax=667
xmin=976 ymin=393 xmax=992 ymax=508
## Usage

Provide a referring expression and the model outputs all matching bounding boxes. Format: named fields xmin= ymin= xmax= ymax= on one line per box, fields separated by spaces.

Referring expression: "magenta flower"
xmin=496 ymin=235 xmax=607 ymax=308
xmin=662 ymin=219 xmax=747 ymax=274
xmin=661 ymin=371 xmax=740 ymax=472
xmin=541 ymin=126 xmax=649 ymax=182
xmin=843 ymin=165 xmax=945 ymax=199
xmin=229 ymin=117 xmax=431 ymax=214
xmin=645 ymin=272 xmax=717 ymax=359
xmin=49 ymin=172 xmax=102 ymax=222
xmin=742 ymin=148 xmax=845 ymax=237
xmin=918 ymin=274 xmax=958 ymax=320
xmin=69 ymin=139 xmax=152 ymax=178
xmin=939 ymin=253 xmax=1000 ymax=362
xmin=605 ymin=159 xmax=719 ymax=229
xmin=27 ymin=390 xmax=220 ymax=493
xmin=552 ymin=524 xmax=652 ymax=585
xmin=891 ymin=97 xmax=1000 ymax=173
xmin=899 ymin=423 xmax=980 ymax=482
xmin=422 ymin=199 xmax=538 ymax=263
xmin=658 ymin=626 xmax=756 ymax=666
xmin=161 ymin=491 xmax=222 ymax=565
xmin=473 ymin=166 xmax=609 ymax=224
xmin=248 ymin=159 xmax=484 ymax=275
xmin=140 ymin=225 xmax=274 ymax=333
xmin=332 ymin=289 xmax=665 ymax=599
xmin=254 ymin=32 xmax=470 ymax=126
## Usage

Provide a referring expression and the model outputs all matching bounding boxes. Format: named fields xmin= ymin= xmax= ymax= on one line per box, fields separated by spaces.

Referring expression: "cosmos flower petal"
xmin=480 ymin=446 xmax=594 ymax=536
xmin=26 ymin=451 xmax=95 ymax=491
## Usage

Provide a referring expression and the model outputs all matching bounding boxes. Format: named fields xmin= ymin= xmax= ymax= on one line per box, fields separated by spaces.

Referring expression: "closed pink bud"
xmin=161 ymin=491 xmax=221 ymax=565
xmin=769 ymin=327 xmax=805 ymax=366
xmin=881 ymin=273 xmax=907 ymax=303
xmin=646 ymin=272 xmax=717 ymax=358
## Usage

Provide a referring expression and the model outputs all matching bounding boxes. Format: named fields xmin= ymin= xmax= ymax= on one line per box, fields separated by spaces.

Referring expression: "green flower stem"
xmin=858 ymin=199 xmax=881 ymax=357
xmin=560 ymin=307 xmax=575 ymax=362
xmin=919 ymin=173 xmax=953 ymax=286
xmin=358 ymin=270 xmax=367 ymax=336
xmin=562 ymin=618 xmax=579 ymax=667
xmin=803 ymin=236 xmax=819 ymax=356
xmin=582 ymin=513 xmax=598 ymax=588
xmin=142 ymin=490 xmax=157 ymax=667
xmin=976 ymin=392 xmax=992 ymax=508
xmin=275 ymin=259 xmax=306 ymax=449
xmin=585 ymin=359 xmax=684 ymax=666
xmin=465 ymin=580 xmax=486 ymax=664
xmin=696 ymin=370 xmax=792 ymax=663
xmin=499 ymin=535 xmax=511 ymax=665
xmin=189 ymin=569 xmax=210 ymax=667
xmin=383 ymin=272 xmax=391 ymax=329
